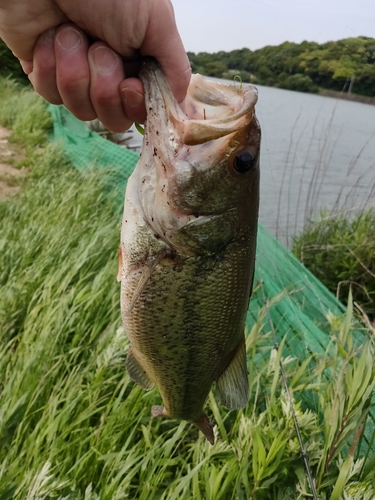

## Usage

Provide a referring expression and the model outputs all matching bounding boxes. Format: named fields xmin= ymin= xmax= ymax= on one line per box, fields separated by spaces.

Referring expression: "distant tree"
xmin=202 ymin=61 xmax=227 ymax=77
xmin=278 ymin=74 xmax=319 ymax=93
xmin=299 ymin=37 xmax=375 ymax=95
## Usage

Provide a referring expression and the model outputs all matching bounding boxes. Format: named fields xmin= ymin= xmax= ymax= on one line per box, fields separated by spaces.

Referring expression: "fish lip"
xmin=139 ymin=58 xmax=188 ymax=121
xmin=139 ymin=58 xmax=186 ymax=151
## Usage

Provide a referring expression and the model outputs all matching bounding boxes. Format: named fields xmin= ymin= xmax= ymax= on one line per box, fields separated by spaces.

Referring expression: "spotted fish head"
xmin=138 ymin=59 xmax=261 ymax=255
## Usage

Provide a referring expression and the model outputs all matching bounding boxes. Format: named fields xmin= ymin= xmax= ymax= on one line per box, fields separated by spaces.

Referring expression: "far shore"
xmin=320 ymin=90 xmax=375 ymax=105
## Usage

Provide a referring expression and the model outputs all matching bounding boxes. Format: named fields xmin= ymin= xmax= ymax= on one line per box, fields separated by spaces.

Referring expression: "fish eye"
xmin=233 ymin=151 xmax=256 ymax=174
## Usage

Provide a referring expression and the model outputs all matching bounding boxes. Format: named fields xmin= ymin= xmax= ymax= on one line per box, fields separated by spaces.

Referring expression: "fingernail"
xmin=56 ymin=27 xmax=83 ymax=52
xmin=121 ymin=87 xmax=144 ymax=108
xmin=91 ymin=46 xmax=118 ymax=73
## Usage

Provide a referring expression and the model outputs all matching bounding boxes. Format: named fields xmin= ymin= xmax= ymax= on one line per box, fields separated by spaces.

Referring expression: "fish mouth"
xmin=139 ymin=58 xmax=258 ymax=148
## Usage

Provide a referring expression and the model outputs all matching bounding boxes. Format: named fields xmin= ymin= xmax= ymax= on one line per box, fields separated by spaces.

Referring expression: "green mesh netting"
xmin=48 ymin=104 xmax=374 ymax=448
xmin=48 ymin=104 xmax=137 ymax=203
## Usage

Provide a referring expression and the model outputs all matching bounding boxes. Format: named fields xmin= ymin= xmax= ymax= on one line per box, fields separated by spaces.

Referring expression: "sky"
xmin=172 ymin=0 xmax=374 ymax=53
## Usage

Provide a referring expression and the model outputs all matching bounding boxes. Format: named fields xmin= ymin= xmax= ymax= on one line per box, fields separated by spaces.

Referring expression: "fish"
xmin=118 ymin=59 xmax=261 ymax=444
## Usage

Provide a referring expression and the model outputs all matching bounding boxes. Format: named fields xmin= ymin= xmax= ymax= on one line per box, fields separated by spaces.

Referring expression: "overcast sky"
xmin=172 ymin=0 xmax=374 ymax=53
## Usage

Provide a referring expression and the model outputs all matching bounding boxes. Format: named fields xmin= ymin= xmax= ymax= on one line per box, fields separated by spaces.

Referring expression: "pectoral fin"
xmin=126 ymin=349 xmax=154 ymax=390
xmin=126 ymin=248 xmax=171 ymax=314
xmin=216 ymin=337 xmax=248 ymax=410
xmin=117 ymin=246 xmax=123 ymax=282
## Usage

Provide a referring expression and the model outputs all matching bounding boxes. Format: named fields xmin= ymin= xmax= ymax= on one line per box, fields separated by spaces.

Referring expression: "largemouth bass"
xmin=118 ymin=60 xmax=260 ymax=444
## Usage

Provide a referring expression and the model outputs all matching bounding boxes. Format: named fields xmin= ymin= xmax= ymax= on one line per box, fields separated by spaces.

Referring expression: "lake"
xmin=254 ymin=85 xmax=375 ymax=246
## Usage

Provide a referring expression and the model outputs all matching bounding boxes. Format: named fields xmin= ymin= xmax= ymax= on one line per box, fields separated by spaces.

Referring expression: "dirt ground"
xmin=0 ymin=126 xmax=27 ymax=202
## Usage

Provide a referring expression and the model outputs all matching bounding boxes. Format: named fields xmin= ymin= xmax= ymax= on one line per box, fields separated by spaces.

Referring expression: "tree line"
xmin=1 ymin=36 xmax=374 ymax=97
xmin=188 ymin=36 xmax=375 ymax=97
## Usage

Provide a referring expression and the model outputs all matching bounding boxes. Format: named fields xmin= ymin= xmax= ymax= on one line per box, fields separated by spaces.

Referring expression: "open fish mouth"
xmin=140 ymin=58 xmax=258 ymax=148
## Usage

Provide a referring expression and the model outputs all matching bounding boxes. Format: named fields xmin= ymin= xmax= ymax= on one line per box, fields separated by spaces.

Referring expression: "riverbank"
xmin=320 ymin=89 xmax=375 ymax=105
xmin=0 ymin=125 xmax=28 ymax=201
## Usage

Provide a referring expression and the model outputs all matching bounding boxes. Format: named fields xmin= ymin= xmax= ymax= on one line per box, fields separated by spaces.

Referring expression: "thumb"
xmin=141 ymin=1 xmax=191 ymax=105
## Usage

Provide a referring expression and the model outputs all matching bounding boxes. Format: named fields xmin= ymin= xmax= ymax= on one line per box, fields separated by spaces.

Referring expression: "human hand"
xmin=0 ymin=0 xmax=191 ymax=131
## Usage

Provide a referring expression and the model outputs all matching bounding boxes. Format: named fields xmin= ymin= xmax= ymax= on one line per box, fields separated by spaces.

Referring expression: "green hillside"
xmin=188 ymin=37 xmax=375 ymax=97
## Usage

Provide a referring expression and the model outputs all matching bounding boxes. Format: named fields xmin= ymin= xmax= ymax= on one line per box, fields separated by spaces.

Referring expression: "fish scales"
xmin=119 ymin=59 xmax=261 ymax=444
xmin=122 ymin=239 xmax=253 ymax=417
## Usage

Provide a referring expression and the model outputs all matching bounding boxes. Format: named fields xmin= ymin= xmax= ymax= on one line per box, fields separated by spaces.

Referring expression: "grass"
xmin=0 ymin=78 xmax=52 ymax=151
xmin=293 ymin=209 xmax=375 ymax=322
xmin=1 ymin=79 xmax=375 ymax=499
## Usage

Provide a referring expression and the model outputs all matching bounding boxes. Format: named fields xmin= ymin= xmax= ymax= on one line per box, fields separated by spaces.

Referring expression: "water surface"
xmin=254 ymin=85 xmax=375 ymax=245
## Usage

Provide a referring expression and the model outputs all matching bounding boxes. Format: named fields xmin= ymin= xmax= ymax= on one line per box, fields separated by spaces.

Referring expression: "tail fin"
xmin=151 ymin=406 xmax=215 ymax=445
xmin=194 ymin=413 xmax=215 ymax=445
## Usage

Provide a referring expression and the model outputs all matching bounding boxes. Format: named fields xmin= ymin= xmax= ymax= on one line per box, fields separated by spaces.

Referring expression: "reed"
xmin=293 ymin=209 xmax=375 ymax=322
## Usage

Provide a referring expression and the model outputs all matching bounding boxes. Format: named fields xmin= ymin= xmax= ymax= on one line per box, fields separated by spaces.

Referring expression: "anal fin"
xmin=216 ymin=336 xmax=248 ymax=410
xmin=126 ymin=349 xmax=154 ymax=391
xmin=151 ymin=405 xmax=168 ymax=418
